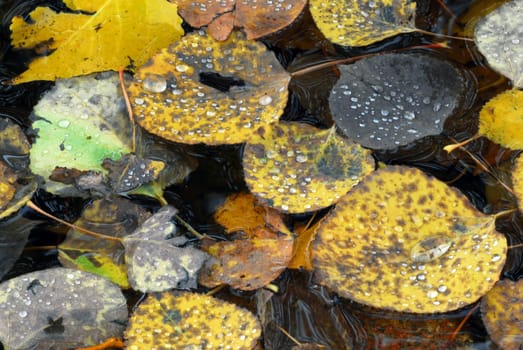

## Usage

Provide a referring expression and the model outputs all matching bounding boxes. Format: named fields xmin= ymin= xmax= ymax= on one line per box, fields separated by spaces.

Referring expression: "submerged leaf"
xmin=128 ymin=30 xmax=290 ymax=145
xmin=243 ymin=122 xmax=375 ymax=213
xmin=481 ymin=279 xmax=523 ymax=350
xmin=309 ymin=0 xmax=417 ymax=46
xmin=312 ymin=166 xmax=507 ymax=313
xmin=329 ymin=53 xmax=469 ymax=149
xmin=478 ymin=89 xmax=523 ymax=150
xmin=474 ymin=0 xmax=523 ymax=88
xmin=125 ymin=291 xmax=261 ymax=349
xmin=9 ymin=0 xmax=183 ymax=83
xmin=0 ymin=267 xmax=127 ymax=350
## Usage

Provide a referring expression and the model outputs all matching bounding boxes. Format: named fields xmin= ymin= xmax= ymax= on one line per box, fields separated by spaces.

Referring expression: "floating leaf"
xmin=474 ymin=0 xmax=523 ymax=88
xmin=329 ymin=53 xmax=469 ymax=149
xmin=125 ymin=291 xmax=261 ymax=349
xmin=480 ymin=279 xmax=523 ymax=349
xmin=30 ymin=73 xmax=132 ymax=195
xmin=199 ymin=192 xmax=293 ymax=290
xmin=128 ymin=30 xmax=290 ymax=145
xmin=312 ymin=166 xmax=507 ymax=313
xmin=9 ymin=0 xmax=183 ymax=83
xmin=174 ymin=0 xmax=307 ymax=41
xmin=309 ymin=0 xmax=417 ymax=46
xmin=0 ymin=267 xmax=127 ymax=349
xmin=58 ymin=197 xmax=150 ymax=288
xmin=243 ymin=122 xmax=375 ymax=213
xmin=123 ymin=206 xmax=209 ymax=293
xmin=478 ymin=89 xmax=523 ymax=150
xmin=513 ymin=153 xmax=523 ymax=211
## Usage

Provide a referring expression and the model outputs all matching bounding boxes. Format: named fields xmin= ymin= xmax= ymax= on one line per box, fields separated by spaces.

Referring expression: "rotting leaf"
xmin=199 ymin=192 xmax=293 ymax=290
xmin=480 ymin=279 xmax=523 ymax=350
xmin=9 ymin=0 xmax=183 ymax=83
xmin=127 ymin=30 xmax=290 ymax=145
xmin=58 ymin=197 xmax=151 ymax=288
xmin=512 ymin=153 xmax=523 ymax=212
xmin=125 ymin=291 xmax=261 ymax=349
xmin=329 ymin=53 xmax=469 ymax=149
xmin=312 ymin=166 xmax=507 ymax=313
xmin=243 ymin=122 xmax=375 ymax=213
xmin=0 ymin=267 xmax=128 ymax=350
xmin=123 ymin=206 xmax=209 ymax=293
xmin=478 ymin=89 xmax=523 ymax=150
xmin=174 ymin=0 xmax=307 ymax=41
xmin=309 ymin=0 xmax=417 ymax=46
xmin=474 ymin=0 xmax=523 ymax=88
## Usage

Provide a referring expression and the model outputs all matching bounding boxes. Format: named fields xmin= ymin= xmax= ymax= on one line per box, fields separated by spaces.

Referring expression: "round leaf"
xmin=125 ymin=291 xmax=261 ymax=349
xmin=474 ymin=0 xmax=523 ymax=88
xmin=312 ymin=166 xmax=507 ymax=313
xmin=243 ymin=122 xmax=375 ymax=213
xmin=309 ymin=0 xmax=417 ymax=46
xmin=128 ymin=30 xmax=290 ymax=145
xmin=329 ymin=53 xmax=468 ymax=149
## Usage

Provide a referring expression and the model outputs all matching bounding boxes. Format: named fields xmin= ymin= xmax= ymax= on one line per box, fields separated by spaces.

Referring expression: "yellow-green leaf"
xmin=10 ymin=0 xmax=183 ymax=83
xmin=242 ymin=122 xmax=375 ymax=213
xmin=127 ymin=30 xmax=290 ymax=145
xmin=309 ymin=0 xmax=417 ymax=46
xmin=312 ymin=166 xmax=507 ymax=313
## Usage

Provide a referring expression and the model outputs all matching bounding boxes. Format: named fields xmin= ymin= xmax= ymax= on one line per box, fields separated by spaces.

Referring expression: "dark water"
xmin=0 ymin=0 xmax=521 ymax=349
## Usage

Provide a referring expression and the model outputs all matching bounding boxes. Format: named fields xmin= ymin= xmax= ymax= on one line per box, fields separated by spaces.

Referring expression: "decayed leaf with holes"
xmin=329 ymin=53 xmax=469 ymax=149
xmin=199 ymin=192 xmax=293 ymax=290
xmin=125 ymin=291 xmax=261 ymax=349
xmin=123 ymin=206 xmax=209 ymax=293
xmin=174 ymin=0 xmax=307 ymax=41
xmin=243 ymin=122 xmax=375 ymax=213
xmin=127 ymin=30 xmax=290 ymax=145
xmin=9 ymin=0 xmax=183 ymax=83
xmin=474 ymin=0 xmax=523 ymax=88
xmin=0 ymin=267 xmax=127 ymax=350
xmin=0 ymin=118 xmax=36 ymax=219
xmin=309 ymin=0 xmax=417 ymax=46
xmin=58 ymin=197 xmax=150 ymax=288
xmin=513 ymin=153 xmax=523 ymax=212
xmin=478 ymin=89 xmax=523 ymax=150
xmin=312 ymin=166 xmax=507 ymax=313
xmin=480 ymin=279 xmax=523 ymax=349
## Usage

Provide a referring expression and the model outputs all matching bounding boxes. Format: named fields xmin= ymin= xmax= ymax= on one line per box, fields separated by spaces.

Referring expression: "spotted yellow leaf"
xmin=313 ymin=166 xmax=507 ymax=313
xmin=512 ymin=153 xmax=523 ymax=212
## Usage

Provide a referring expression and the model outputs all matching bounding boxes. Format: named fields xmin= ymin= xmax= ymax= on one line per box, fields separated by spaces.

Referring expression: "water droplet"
xmin=142 ymin=74 xmax=167 ymax=93
xmin=512 ymin=38 xmax=520 ymax=44
xmin=296 ymin=154 xmax=308 ymax=163
xmin=134 ymin=98 xmax=144 ymax=105
xmin=491 ymin=254 xmax=501 ymax=262
xmin=18 ymin=310 xmax=28 ymax=318
xmin=58 ymin=120 xmax=70 ymax=128
xmin=422 ymin=97 xmax=431 ymax=104
xmin=411 ymin=235 xmax=452 ymax=263
xmin=380 ymin=109 xmax=389 ymax=116
xmin=427 ymin=290 xmax=438 ymax=298
xmin=404 ymin=111 xmax=416 ymax=120
xmin=175 ymin=64 xmax=189 ymax=72
xmin=438 ymin=285 xmax=447 ymax=293
xmin=258 ymin=95 xmax=273 ymax=105
xmin=433 ymin=102 xmax=442 ymax=112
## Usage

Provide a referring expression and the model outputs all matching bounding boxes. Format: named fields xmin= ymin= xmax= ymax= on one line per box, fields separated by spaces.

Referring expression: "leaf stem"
xmin=119 ymin=69 xmax=136 ymax=153
xmin=415 ymin=28 xmax=474 ymax=42
xmin=173 ymin=213 xmax=209 ymax=240
xmin=447 ymin=303 xmax=479 ymax=342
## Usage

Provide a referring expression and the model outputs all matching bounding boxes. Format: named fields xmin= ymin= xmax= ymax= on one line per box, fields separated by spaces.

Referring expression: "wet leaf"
xmin=122 ymin=206 xmax=209 ymax=293
xmin=58 ymin=197 xmax=150 ymax=288
xmin=474 ymin=0 xmax=523 ymax=88
xmin=480 ymin=279 xmax=523 ymax=350
xmin=174 ymin=0 xmax=307 ymax=40
xmin=0 ymin=118 xmax=36 ymax=219
xmin=309 ymin=0 xmax=417 ymax=46
xmin=30 ymin=73 xmax=132 ymax=196
xmin=312 ymin=166 xmax=507 ymax=313
xmin=0 ymin=267 xmax=127 ymax=350
xmin=127 ymin=30 xmax=290 ymax=145
xmin=243 ymin=122 xmax=375 ymax=213
xmin=199 ymin=192 xmax=293 ymax=290
xmin=288 ymin=218 xmax=324 ymax=270
xmin=9 ymin=0 xmax=183 ymax=83
xmin=329 ymin=53 xmax=469 ymax=149
xmin=125 ymin=291 xmax=261 ymax=349
xmin=478 ymin=89 xmax=523 ymax=150
xmin=512 ymin=153 xmax=523 ymax=212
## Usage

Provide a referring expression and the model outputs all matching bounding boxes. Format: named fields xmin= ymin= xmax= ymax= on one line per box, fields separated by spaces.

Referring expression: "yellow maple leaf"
xmin=10 ymin=0 xmax=183 ymax=83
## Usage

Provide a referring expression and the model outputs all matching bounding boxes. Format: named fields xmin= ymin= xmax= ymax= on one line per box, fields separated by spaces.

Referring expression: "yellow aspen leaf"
xmin=479 ymin=89 xmax=523 ymax=150
xmin=128 ymin=30 xmax=290 ymax=145
xmin=242 ymin=122 xmax=375 ymax=213
xmin=312 ymin=166 xmax=507 ymax=313
xmin=9 ymin=0 xmax=183 ymax=83
xmin=125 ymin=291 xmax=261 ymax=349
xmin=512 ymin=153 xmax=523 ymax=212
xmin=480 ymin=279 xmax=523 ymax=350
xmin=309 ymin=0 xmax=417 ymax=47
xmin=288 ymin=218 xmax=324 ymax=270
